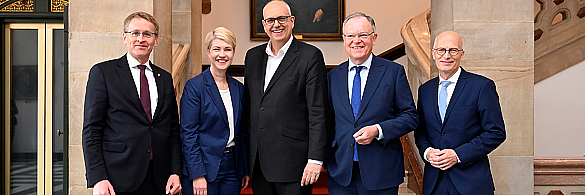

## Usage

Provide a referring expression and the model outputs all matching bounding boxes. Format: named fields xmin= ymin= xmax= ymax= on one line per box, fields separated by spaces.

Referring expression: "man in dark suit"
xmin=82 ymin=12 xmax=182 ymax=195
xmin=243 ymin=1 xmax=328 ymax=194
xmin=326 ymin=12 xmax=418 ymax=195
xmin=414 ymin=31 xmax=506 ymax=195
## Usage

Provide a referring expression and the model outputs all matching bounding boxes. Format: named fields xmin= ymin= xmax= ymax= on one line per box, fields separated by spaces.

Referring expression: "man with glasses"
xmin=414 ymin=31 xmax=506 ymax=195
xmin=243 ymin=0 xmax=328 ymax=194
xmin=83 ymin=11 xmax=182 ymax=195
xmin=326 ymin=12 xmax=418 ymax=194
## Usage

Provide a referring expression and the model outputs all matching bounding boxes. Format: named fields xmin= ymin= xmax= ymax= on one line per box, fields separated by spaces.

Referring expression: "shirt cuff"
xmin=374 ymin=124 xmax=384 ymax=140
xmin=423 ymin=147 xmax=433 ymax=162
xmin=454 ymin=151 xmax=461 ymax=163
xmin=308 ymin=159 xmax=323 ymax=166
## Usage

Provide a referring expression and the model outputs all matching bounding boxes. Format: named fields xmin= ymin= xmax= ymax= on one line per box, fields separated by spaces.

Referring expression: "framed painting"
xmin=250 ymin=0 xmax=345 ymax=41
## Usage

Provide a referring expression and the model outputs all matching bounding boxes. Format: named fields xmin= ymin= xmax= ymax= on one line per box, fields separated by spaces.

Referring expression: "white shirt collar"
xmin=349 ymin=53 xmax=374 ymax=70
xmin=126 ymin=53 xmax=152 ymax=71
xmin=265 ymin=36 xmax=293 ymax=57
xmin=439 ymin=67 xmax=462 ymax=84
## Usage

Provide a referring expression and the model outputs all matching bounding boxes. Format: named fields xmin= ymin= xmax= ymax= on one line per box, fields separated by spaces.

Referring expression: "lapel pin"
xmin=158 ymin=73 xmax=161 ymax=77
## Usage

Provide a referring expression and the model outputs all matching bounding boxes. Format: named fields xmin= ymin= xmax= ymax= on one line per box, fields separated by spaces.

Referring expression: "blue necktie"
xmin=351 ymin=66 xmax=364 ymax=161
xmin=439 ymin=81 xmax=452 ymax=122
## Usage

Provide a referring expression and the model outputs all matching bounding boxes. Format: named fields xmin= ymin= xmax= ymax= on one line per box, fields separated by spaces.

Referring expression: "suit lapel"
xmin=428 ymin=78 xmax=442 ymax=124
xmin=228 ymin=75 xmax=240 ymax=133
xmin=335 ymin=62 xmax=354 ymax=120
xmin=356 ymin=56 xmax=387 ymax=121
xmin=442 ymin=69 xmax=468 ymax=127
xmin=257 ymin=47 xmax=269 ymax=95
xmin=116 ymin=55 xmax=150 ymax=122
xmin=204 ymin=70 xmax=229 ymax=126
xmin=151 ymin=63 xmax=164 ymax=121
xmin=263 ymin=38 xmax=298 ymax=95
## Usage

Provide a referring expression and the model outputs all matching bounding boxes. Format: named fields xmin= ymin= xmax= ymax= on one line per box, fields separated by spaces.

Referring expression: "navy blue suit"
xmin=415 ymin=68 xmax=506 ymax=195
xmin=326 ymin=56 xmax=418 ymax=191
xmin=180 ymin=69 xmax=249 ymax=193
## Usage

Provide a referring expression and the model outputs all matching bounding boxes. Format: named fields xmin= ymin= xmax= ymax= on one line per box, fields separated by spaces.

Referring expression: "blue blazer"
xmin=326 ymin=55 xmax=418 ymax=190
xmin=180 ymin=69 xmax=248 ymax=182
xmin=414 ymin=68 xmax=506 ymax=195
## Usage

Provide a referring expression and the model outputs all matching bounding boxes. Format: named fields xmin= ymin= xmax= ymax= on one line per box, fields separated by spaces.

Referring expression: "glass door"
xmin=3 ymin=23 xmax=64 ymax=195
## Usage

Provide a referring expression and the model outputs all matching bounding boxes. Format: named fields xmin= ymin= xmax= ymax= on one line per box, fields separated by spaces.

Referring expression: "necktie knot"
xmin=137 ymin=64 xmax=147 ymax=71
xmin=354 ymin=66 xmax=364 ymax=72
xmin=441 ymin=80 xmax=452 ymax=88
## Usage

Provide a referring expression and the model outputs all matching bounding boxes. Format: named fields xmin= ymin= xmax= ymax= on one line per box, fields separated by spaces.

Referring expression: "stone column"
xmin=190 ymin=0 xmax=202 ymax=77
xmin=153 ymin=0 xmax=173 ymax=72
xmin=430 ymin=0 xmax=534 ymax=194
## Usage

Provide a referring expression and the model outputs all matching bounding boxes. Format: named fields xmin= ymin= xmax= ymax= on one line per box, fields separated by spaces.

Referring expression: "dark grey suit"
xmin=243 ymin=38 xmax=328 ymax=183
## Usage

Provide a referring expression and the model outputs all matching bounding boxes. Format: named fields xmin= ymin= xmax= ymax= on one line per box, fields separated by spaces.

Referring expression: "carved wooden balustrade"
xmin=534 ymin=0 xmax=585 ymax=83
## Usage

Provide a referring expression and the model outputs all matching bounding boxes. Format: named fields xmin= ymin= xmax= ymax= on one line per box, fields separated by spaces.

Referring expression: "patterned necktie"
xmin=439 ymin=81 xmax=452 ymax=122
xmin=138 ymin=65 xmax=152 ymax=122
xmin=351 ymin=66 xmax=364 ymax=161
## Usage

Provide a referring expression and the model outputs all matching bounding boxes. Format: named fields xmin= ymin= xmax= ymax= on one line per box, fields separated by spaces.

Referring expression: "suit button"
xmin=260 ymin=107 xmax=264 ymax=111
xmin=147 ymin=149 xmax=151 ymax=153
xmin=441 ymin=132 xmax=445 ymax=136
xmin=354 ymin=123 xmax=358 ymax=128
xmin=350 ymin=143 xmax=355 ymax=147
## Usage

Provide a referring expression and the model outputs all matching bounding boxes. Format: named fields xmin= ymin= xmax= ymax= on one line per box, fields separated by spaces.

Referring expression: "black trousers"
xmin=117 ymin=161 xmax=165 ymax=195
xmin=251 ymin=156 xmax=312 ymax=195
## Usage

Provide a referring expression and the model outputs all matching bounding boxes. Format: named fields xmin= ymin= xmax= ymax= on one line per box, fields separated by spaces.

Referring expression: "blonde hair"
xmin=205 ymin=27 xmax=237 ymax=50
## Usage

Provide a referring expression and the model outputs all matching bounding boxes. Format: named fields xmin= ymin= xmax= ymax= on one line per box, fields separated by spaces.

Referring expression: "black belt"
xmin=224 ymin=146 xmax=235 ymax=153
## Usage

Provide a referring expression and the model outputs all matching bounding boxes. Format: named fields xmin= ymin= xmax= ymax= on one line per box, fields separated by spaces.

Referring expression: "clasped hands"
xmin=426 ymin=148 xmax=459 ymax=170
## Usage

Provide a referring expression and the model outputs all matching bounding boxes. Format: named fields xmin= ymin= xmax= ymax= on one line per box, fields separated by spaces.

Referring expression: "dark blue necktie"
xmin=351 ymin=66 xmax=364 ymax=161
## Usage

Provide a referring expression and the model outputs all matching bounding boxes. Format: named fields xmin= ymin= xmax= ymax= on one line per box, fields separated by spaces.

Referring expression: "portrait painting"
xmin=250 ymin=0 xmax=345 ymax=41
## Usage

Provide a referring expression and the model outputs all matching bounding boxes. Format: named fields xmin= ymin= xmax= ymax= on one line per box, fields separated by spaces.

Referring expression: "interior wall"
xmin=534 ymin=60 xmax=585 ymax=157
xmin=173 ymin=0 xmax=431 ymax=66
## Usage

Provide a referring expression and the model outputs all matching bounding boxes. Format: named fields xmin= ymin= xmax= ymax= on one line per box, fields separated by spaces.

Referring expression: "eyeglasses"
xmin=263 ymin=16 xmax=292 ymax=26
xmin=342 ymin=32 xmax=374 ymax=40
xmin=124 ymin=31 xmax=158 ymax=39
xmin=433 ymin=48 xmax=463 ymax=56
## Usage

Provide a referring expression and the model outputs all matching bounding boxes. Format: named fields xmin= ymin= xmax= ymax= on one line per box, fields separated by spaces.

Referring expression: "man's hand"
xmin=93 ymin=179 xmax=115 ymax=195
xmin=241 ymin=175 xmax=251 ymax=190
xmin=429 ymin=149 xmax=459 ymax=170
xmin=426 ymin=148 xmax=443 ymax=163
xmin=165 ymin=174 xmax=181 ymax=195
xmin=353 ymin=125 xmax=379 ymax=145
xmin=193 ymin=176 xmax=207 ymax=195
xmin=301 ymin=162 xmax=322 ymax=186
xmin=313 ymin=9 xmax=323 ymax=22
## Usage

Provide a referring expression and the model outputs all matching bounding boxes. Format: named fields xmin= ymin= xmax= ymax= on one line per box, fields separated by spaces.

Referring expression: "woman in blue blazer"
xmin=180 ymin=27 xmax=249 ymax=195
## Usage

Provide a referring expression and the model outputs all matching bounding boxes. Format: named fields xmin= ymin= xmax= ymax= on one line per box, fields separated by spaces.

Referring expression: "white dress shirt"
xmin=127 ymin=53 xmax=158 ymax=119
xmin=347 ymin=54 xmax=384 ymax=140
xmin=424 ymin=67 xmax=462 ymax=162
xmin=264 ymin=36 xmax=293 ymax=91
xmin=219 ymin=88 xmax=236 ymax=147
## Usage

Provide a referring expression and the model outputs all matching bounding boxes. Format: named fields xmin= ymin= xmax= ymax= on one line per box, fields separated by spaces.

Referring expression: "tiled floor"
xmin=10 ymin=161 xmax=63 ymax=195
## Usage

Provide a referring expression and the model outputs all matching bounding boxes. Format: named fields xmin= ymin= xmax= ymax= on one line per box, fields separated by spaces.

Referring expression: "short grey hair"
xmin=342 ymin=12 xmax=376 ymax=33
xmin=263 ymin=0 xmax=292 ymax=19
